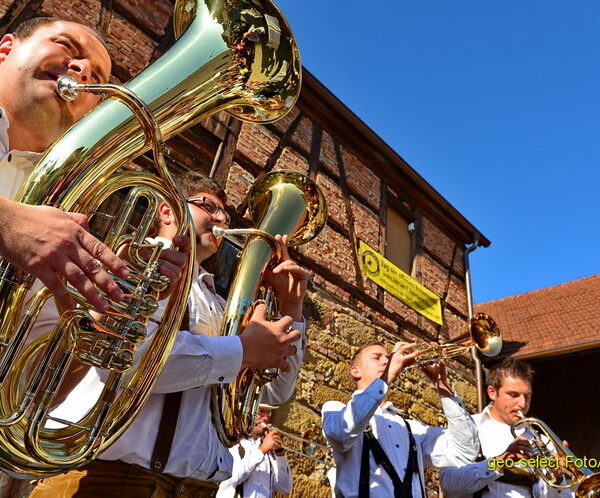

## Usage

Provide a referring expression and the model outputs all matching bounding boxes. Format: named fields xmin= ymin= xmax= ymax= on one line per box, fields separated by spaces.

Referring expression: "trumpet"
xmin=511 ymin=411 xmax=600 ymax=497
xmin=408 ymin=312 xmax=502 ymax=367
xmin=262 ymin=424 xmax=334 ymax=467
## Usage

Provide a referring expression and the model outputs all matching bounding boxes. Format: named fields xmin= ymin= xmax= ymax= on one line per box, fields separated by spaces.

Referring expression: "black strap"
xmin=150 ymin=306 xmax=189 ymax=472
xmin=358 ymin=421 xmax=421 ymax=498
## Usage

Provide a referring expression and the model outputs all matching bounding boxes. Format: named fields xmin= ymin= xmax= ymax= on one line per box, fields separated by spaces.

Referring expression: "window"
xmin=385 ymin=205 xmax=414 ymax=275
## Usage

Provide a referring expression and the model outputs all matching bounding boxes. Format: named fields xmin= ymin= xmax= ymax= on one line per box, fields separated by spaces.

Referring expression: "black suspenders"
xmin=358 ymin=419 xmax=425 ymax=498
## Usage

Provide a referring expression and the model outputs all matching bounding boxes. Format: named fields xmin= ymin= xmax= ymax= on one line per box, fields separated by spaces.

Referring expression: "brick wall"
xmin=0 ymin=2 xmax=479 ymax=496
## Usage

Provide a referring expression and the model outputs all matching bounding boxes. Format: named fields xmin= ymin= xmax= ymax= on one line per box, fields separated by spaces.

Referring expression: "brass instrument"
xmin=211 ymin=169 xmax=327 ymax=446
xmin=264 ymin=423 xmax=334 ymax=467
xmin=0 ymin=0 xmax=301 ymax=477
xmin=511 ymin=411 xmax=600 ymax=497
xmin=408 ymin=312 xmax=502 ymax=367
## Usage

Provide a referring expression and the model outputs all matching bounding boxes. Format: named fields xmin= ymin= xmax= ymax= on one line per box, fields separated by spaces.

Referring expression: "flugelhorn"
xmin=408 ymin=312 xmax=502 ymax=367
xmin=0 ymin=0 xmax=301 ymax=477
xmin=264 ymin=423 xmax=334 ymax=467
xmin=211 ymin=170 xmax=327 ymax=447
xmin=511 ymin=411 xmax=600 ymax=497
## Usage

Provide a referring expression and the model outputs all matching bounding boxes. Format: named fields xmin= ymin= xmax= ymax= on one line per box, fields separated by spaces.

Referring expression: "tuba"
xmin=0 ymin=0 xmax=301 ymax=477
xmin=211 ymin=169 xmax=327 ymax=446
xmin=511 ymin=411 xmax=600 ymax=497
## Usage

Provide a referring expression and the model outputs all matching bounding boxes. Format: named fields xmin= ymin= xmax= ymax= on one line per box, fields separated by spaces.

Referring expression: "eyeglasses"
xmin=186 ymin=196 xmax=231 ymax=226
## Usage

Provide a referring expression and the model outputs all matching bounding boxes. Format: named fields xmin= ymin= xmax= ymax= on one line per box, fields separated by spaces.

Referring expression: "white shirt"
xmin=322 ymin=378 xmax=479 ymax=498
xmin=0 ymin=107 xmax=41 ymax=200
xmin=217 ymin=437 xmax=292 ymax=497
xmin=49 ymin=265 xmax=306 ymax=482
xmin=439 ymin=405 xmax=571 ymax=498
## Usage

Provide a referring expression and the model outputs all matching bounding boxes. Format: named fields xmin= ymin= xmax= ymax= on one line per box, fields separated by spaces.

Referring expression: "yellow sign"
xmin=358 ymin=241 xmax=443 ymax=325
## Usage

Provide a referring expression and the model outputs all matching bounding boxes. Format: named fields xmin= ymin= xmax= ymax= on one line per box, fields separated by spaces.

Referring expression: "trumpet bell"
xmin=470 ymin=313 xmax=502 ymax=357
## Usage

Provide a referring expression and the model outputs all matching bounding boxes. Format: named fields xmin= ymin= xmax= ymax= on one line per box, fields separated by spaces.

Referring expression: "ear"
xmin=487 ymin=385 xmax=497 ymax=402
xmin=158 ymin=201 xmax=174 ymax=225
xmin=350 ymin=364 xmax=361 ymax=381
xmin=0 ymin=35 xmax=15 ymax=63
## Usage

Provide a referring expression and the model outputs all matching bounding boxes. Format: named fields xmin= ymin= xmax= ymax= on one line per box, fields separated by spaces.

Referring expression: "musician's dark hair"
xmin=487 ymin=358 xmax=535 ymax=390
xmin=12 ymin=17 xmax=107 ymax=49
xmin=176 ymin=171 xmax=227 ymax=204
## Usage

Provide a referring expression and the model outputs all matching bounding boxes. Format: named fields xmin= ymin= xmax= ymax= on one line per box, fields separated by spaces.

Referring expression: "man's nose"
xmin=68 ymin=59 xmax=92 ymax=83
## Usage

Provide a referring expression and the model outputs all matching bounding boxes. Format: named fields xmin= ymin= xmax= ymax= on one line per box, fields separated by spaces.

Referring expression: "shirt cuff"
xmin=440 ymin=395 xmax=468 ymax=419
xmin=474 ymin=459 xmax=503 ymax=481
xmin=203 ymin=335 xmax=243 ymax=384
xmin=364 ymin=378 xmax=389 ymax=401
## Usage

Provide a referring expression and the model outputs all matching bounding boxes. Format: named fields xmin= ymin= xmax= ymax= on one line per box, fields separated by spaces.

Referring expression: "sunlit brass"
xmin=0 ymin=0 xmax=301 ymax=477
xmin=512 ymin=411 xmax=600 ymax=497
xmin=211 ymin=170 xmax=327 ymax=446
xmin=409 ymin=312 xmax=502 ymax=367
xmin=266 ymin=424 xmax=334 ymax=467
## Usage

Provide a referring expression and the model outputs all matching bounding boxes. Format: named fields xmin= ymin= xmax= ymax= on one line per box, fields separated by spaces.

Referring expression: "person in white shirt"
xmin=440 ymin=358 xmax=571 ymax=498
xmin=31 ymin=171 xmax=307 ymax=497
xmin=217 ymin=404 xmax=292 ymax=497
xmin=322 ymin=341 xmax=479 ymax=498
xmin=0 ymin=16 xmax=138 ymax=311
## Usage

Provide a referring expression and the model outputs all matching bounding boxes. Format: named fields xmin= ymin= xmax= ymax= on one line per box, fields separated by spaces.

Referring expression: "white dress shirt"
xmin=216 ymin=437 xmax=292 ymax=497
xmin=439 ymin=405 xmax=571 ymax=498
xmin=322 ymin=378 xmax=479 ymax=498
xmin=48 ymin=265 xmax=306 ymax=482
xmin=0 ymin=107 xmax=41 ymax=200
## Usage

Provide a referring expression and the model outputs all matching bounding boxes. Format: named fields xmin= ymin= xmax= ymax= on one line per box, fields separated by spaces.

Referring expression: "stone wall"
xmin=0 ymin=1 xmax=480 ymax=496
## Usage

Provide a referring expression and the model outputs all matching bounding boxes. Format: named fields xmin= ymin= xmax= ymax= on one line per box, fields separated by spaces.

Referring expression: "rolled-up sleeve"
xmin=321 ymin=379 xmax=388 ymax=453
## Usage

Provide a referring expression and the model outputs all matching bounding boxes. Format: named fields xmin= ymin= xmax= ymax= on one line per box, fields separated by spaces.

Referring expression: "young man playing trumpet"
xmin=217 ymin=404 xmax=292 ymax=497
xmin=31 ymin=171 xmax=308 ymax=497
xmin=440 ymin=358 xmax=570 ymax=498
xmin=321 ymin=342 xmax=479 ymax=498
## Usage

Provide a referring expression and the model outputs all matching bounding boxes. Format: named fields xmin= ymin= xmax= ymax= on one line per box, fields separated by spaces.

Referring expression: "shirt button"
xmin=379 ymin=391 xmax=383 ymax=395
xmin=396 ymin=444 xmax=400 ymax=448
xmin=7 ymin=154 xmax=11 ymax=162
xmin=219 ymin=376 xmax=224 ymax=382
xmin=388 ymin=425 xmax=392 ymax=428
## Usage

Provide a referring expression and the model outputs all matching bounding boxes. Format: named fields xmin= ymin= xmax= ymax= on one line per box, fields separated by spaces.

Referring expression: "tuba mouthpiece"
xmin=56 ymin=76 xmax=80 ymax=102
xmin=212 ymin=226 xmax=227 ymax=238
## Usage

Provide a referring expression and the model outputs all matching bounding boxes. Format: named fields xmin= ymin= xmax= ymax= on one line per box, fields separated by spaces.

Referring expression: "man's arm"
xmin=272 ymin=453 xmax=292 ymax=494
xmin=130 ymin=302 xmax=300 ymax=393
xmin=440 ymin=460 xmax=502 ymax=496
xmin=412 ymin=359 xmax=479 ymax=467
xmin=321 ymin=379 xmax=387 ymax=453
xmin=440 ymin=437 xmax=536 ymax=496
xmin=259 ymin=316 xmax=305 ymax=406
xmin=0 ymin=199 xmax=128 ymax=310
xmin=218 ymin=440 xmax=266 ymax=491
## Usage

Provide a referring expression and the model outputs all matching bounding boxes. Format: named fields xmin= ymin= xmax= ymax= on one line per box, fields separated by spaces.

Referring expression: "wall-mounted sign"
xmin=358 ymin=240 xmax=443 ymax=325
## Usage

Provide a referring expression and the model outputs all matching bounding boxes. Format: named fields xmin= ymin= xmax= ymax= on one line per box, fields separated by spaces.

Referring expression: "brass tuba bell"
xmin=0 ymin=0 xmax=301 ymax=477
xmin=211 ymin=169 xmax=327 ymax=446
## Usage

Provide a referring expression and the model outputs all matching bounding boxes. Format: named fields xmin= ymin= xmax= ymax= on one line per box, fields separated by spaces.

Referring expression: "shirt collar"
xmin=0 ymin=108 xmax=10 ymax=156
xmin=0 ymin=107 xmax=43 ymax=163
xmin=197 ymin=267 xmax=217 ymax=294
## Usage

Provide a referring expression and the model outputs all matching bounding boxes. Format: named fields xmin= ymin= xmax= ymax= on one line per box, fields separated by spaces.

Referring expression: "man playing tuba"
xmin=31 ymin=171 xmax=308 ymax=497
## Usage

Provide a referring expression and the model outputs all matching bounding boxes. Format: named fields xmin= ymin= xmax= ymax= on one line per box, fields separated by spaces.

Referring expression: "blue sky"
xmin=276 ymin=0 xmax=600 ymax=304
